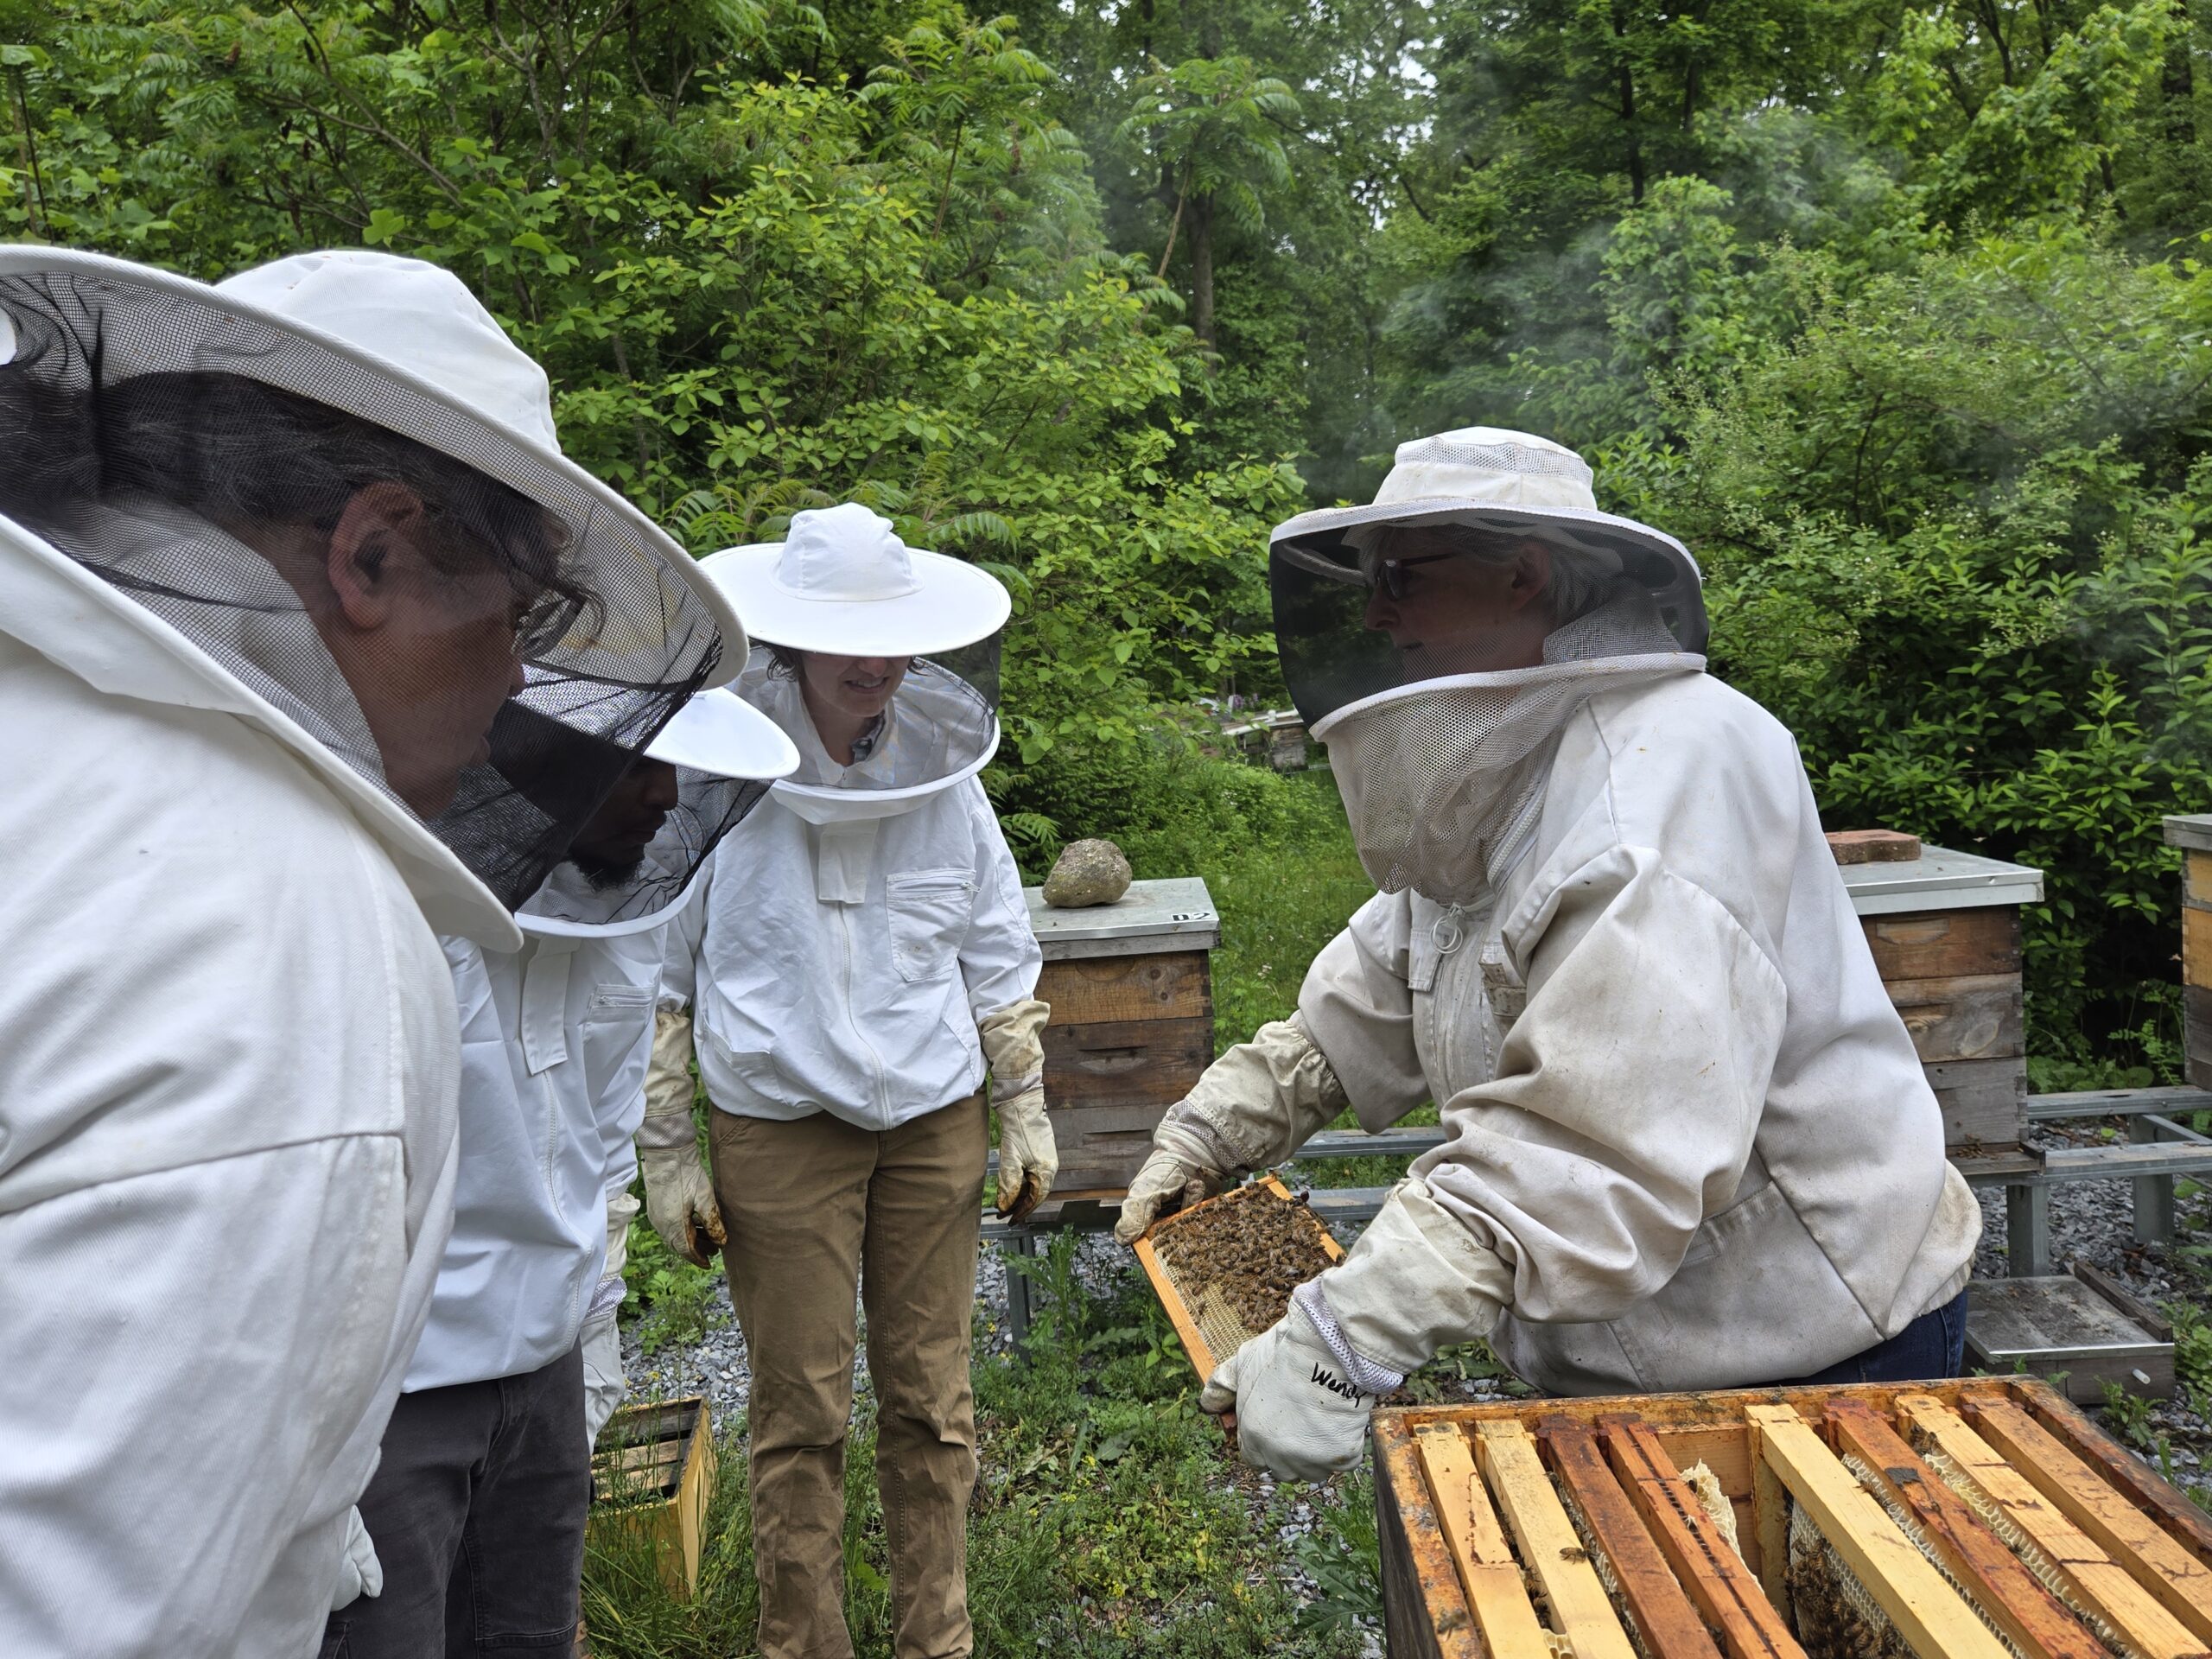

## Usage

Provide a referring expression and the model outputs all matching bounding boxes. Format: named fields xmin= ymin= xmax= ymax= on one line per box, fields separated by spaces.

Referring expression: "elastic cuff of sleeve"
xmin=1293 ymin=1279 xmax=1405 ymax=1396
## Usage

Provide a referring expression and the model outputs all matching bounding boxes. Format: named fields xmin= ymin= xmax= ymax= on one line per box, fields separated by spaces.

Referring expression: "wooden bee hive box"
xmin=1024 ymin=876 xmax=1218 ymax=1198
xmin=589 ymin=1395 xmax=717 ymax=1596
xmin=2162 ymin=815 xmax=2212 ymax=1090
xmin=1135 ymin=1174 xmax=1344 ymax=1382
xmin=1834 ymin=833 xmax=2043 ymax=1155
xmin=1376 ymin=1377 xmax=2212 ymax=1659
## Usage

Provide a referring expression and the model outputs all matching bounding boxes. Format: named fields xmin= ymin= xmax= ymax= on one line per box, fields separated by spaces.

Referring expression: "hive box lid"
xmin=2163 ymin=813 xmax=2212 ymax=852
xmin=1024 ymin=875 xmax=1219 ymax=960
xmin=1840 ymin=843 xmax=2044 ymax=915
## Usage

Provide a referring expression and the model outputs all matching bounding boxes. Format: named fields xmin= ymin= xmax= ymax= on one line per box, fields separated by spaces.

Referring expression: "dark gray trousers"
xmin=320 ymin=1342 xmax=589 ymax=1657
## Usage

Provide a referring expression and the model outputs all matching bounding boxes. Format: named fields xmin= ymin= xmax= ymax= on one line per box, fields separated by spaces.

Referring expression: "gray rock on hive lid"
xmin=1041 ymin=838 xmax=1134 ymax=908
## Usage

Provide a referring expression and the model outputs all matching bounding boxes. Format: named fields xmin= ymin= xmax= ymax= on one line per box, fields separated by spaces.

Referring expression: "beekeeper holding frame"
xmin=647 ymin=503 xmax=1056 ymax=1659
xmin=1117 ymin=428 xmax=1980 ymax=1479
xmin=0 ymin=247 xmax=744 ymax=1655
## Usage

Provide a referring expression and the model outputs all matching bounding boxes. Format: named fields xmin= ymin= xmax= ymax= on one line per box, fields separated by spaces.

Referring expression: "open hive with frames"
xmin=1376 ymin=1376 xmax=2212 ymax=1659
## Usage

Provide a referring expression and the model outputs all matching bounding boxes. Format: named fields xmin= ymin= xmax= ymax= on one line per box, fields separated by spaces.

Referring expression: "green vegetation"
xmin=589 ymin=1232 xmax=1381 ymax=1656
xmin=14 ymin=0 xmax=2212 ymax=1065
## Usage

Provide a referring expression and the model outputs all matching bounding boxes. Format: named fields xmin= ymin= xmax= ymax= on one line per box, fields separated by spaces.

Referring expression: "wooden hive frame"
xmin=1133 ymin=1174 xmax=1344 ymax=1382
xmin=1376 ymin=1377 xmax=2212 ymax=1659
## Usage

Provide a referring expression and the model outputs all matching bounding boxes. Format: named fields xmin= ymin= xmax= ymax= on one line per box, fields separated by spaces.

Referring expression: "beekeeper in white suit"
xmin=326 ymin=689 xmax=795 ymax=1658
xmin=1117 ymin=428 xmax=1980 ymax=1479
xmin=648 ymin=503 xmax=1053 ymax=1659
xmin=0 ymin=247 xmax=742 ymax=1656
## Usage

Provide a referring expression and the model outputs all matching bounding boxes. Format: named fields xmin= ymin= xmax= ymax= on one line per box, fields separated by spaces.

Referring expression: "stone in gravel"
xmin=1041 ymin=838 xmax=1133 ymax=907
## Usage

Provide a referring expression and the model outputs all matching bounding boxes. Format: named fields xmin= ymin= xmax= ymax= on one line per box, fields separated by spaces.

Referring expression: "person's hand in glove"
xmin=1199 ymin=1285 xmax=1394 ymax=1479
xmin=329 ymin=1505 xmax=382 ymax=1611
xmin=978 ymin=999 xmax=1058 ymax=1223
xmin=1200 ymin=1177 xmax=1515 ymax=1480
xmin=1113 ymin=1016 xmax=1350 ymax=1245
xmin=637 ymin=1007 xmax=725 ymax=1267
xmin=1112 ymin=1131 xmax=1230 ymax=1245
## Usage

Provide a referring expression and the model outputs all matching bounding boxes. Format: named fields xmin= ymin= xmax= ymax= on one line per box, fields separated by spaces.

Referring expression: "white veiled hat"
xmin=1271 ymin=426 xmax=1707 ymax=652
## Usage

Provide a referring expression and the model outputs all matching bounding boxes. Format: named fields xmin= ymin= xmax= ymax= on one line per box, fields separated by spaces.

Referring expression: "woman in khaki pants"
xmin=642 ymin=504 xmax=1058 ymax=1659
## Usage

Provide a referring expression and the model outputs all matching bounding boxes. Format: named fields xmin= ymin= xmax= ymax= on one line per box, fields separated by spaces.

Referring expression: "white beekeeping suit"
xmin=0 ymin=246 xmax=746 ymax=1657
xmin=1122 ymin=428 xmax=1980 ymax=1479
xmin=413 ymin=690 xmax=795 ymax=1403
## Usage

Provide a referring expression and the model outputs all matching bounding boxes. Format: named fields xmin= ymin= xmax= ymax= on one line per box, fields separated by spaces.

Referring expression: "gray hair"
xmin=1361 ymin=524 xmax=1620 ymax=627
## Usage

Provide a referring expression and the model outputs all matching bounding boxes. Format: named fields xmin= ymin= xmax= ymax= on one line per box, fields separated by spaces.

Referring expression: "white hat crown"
xmin=773 ymin=503 xmax=922 ymax=602
xmin=1374 ymin=426 xmax=1599 ymax=513
xmin=214 ymin=250 xmax=560 ymax=452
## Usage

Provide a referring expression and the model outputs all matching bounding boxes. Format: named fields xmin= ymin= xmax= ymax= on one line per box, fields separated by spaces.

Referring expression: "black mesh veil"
xmin=1269 ymin=524 xmax=1704 ymax=728
xmin=494 ymin=702 xmax=776 ymax=936
xmin=0 ymin=263 xmax=728 ymax=910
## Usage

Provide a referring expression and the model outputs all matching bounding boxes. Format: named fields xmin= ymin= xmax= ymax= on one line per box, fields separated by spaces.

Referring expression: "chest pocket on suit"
xmin=577 ymin=982 xmax=655 ymax=1103
xmin=887 ymin=868 xmax=974 ymax=983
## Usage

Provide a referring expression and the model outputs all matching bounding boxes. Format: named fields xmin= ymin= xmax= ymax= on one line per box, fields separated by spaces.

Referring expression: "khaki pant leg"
xmin=710 ymin=1109 xmax=875 ymax=1659
xmin=860 ymin=1092 xmax=989 ymax=1659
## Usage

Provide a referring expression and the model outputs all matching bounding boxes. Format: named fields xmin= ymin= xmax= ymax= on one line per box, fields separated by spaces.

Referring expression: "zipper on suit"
xmin=837 ymin=901 xmax=892 ymax=1126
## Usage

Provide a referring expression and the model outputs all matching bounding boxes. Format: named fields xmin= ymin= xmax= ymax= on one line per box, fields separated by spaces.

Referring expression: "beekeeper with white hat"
xmin=0 ymin=245 xmax=743 ymax=1657
xmin=648 ymin=501 xmax=1052 ymax=1659
xmin=325 ymin=686 xmax=795 ymax=1658
xmin=1116 ymin=427 xmax=1980 ymax=1479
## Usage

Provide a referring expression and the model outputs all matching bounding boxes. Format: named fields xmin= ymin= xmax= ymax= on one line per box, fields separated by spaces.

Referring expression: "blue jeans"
xmin=1764 ymin=1288 xmax=1969 ymax=1388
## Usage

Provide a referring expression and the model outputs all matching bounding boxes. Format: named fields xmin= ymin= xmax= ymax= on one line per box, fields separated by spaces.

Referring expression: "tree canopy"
xmin=8 ymin=0 xmax=2212 ymax=1061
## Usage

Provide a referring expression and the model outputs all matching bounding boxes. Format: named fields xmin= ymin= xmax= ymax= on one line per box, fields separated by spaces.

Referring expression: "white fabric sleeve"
xmin=1161 ymin=1013 xmax=1348 ymax=1174
xmin=656 ymin=860 xmax=709 ymax=1014
xmin=1415 ymin=845 xmax=1789 ymax=1325
xmin=0 ymin=1138 xmax=411 ymax=1657
xmin=957 ymin=783 xmax=1043 ymax=1025
xmin=1295 ymin=893 xmax=1431 ymax=1130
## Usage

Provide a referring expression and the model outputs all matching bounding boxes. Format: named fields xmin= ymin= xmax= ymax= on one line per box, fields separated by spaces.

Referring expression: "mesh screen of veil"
xmin=1270 ymin=532 xmax=1702 ymax=906
xmin=0 ymin=267 xmax=725 ymax=909
xmin=499 ymin=703 xmax=773 ymax=935
xmin=742 ymin=635 xmax=1001 ymax=808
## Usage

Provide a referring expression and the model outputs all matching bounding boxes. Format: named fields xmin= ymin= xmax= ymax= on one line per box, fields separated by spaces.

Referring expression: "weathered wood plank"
xmin=2010 ymin=1382 xmax=2212 ymax=1566
xmin=1964 ymin=1399 xmax=2212 ymax=1643
xmin=1038 ymin=950 xmax=1211 ymax=1024
xmin=1600 ymin=1414 xmax=1802 ymax=1659
xmin=1864 ymin=908 xmax=2021 ymax=981
xmin=1885 ymin=974 xmax=2026 ymax=1065
xmin=1041 ymin=1014 xmax=1211 ymax=1128
xmin=2187 ymin=849 xmax=2212 ymax=909
xmin=1476 ymin=1421 xmax=1640 ymax=1659
xmin=1376 ymin=1415 xmax=1485 ymax=1659
xmin=1542 ymin=1420 xmax=1726 ymax=1659
xmin=1416 ymin=1424 xmax=1555 ymax=1659
xmin=1894 ymin=1394 xmax=2206 ymax=1659
xmin=1823 ymin=1399 xmax=2107 ymax=1659
xmin=1924 ymin=1056 xmax=2027 ymax=1147
xmin=1746 ymin=1403 xmax=2012 ymax=1659
xmin=2186 ymin=906 xmax=2212 ymax=991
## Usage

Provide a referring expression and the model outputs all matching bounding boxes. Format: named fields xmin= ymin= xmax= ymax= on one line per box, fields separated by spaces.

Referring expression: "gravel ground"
xmin=620 ymin=1136 xmax=2209 ymax=1637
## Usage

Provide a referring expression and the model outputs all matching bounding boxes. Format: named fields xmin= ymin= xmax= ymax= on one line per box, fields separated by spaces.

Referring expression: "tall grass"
xmin=584 ymin=1236 xmax=1378 ymax=1656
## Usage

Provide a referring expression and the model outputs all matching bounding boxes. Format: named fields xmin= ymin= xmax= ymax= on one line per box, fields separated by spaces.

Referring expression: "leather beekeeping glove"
xmin=1113 ymin=1014 xmax=1348 ymax=1245
xmin=1200 ymin=1177 xmax=1513 ymax=1480
xmin=978 ymin=999 xmax=1057 ymax=1224
xmin=328 ymin=1506 xmax=382 ymax=1611
xmin=637 ymin=1008 xmax=724 ymax=1268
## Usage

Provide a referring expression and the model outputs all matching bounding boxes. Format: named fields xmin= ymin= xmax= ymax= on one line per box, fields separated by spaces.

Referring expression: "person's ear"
xmin=326 ymin=480 xmax=431 ymax=630
xmin=1506 ymin=542 xmax=1553 ymax=613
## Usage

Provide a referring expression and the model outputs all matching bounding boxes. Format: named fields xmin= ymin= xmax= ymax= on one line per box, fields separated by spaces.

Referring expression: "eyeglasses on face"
xmin=1370 ymin=551 xmax=1457 ymax=601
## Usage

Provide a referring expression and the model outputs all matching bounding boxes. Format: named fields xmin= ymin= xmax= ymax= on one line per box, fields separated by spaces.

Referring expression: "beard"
xmin=566 ymin=846 xmax=648 ymax=890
